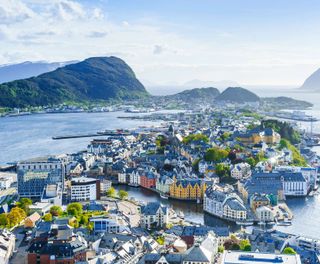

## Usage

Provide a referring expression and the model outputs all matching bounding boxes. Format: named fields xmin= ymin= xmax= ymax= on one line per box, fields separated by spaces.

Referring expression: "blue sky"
xmin=1 ymin=0 xmax=320 ymax=87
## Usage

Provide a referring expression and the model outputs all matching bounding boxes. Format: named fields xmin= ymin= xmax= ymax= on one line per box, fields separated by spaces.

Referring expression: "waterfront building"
xmin=156 ymin=174 xmax=174 ymax=194
xmin=221 ymin=251 xmax=301 ymax=264
xmin=140 ymin=171 xmax=157 ymax=189
xmin=140 ymin=202 xmax=168 ymax=229
xmin=238 ymin=172 xmax=284 ymax=203
xmin=250 ymin=193 xmax=271 ymax=211
xmin=70 ymin=177 xmax=100 ymax=201
xmin=255 ymin=206 xmax=275 ymax=222
xmin=100 ymin=179 xmax=112 ymax=193
xmin=282 ymin=172 xmax=308 ymax=196
xmin=169 ymin=177 xmax=207 ymax=200
xmin=17 ymin=156 xmax=65 ymax=198
xmin=204 ymin=185 xmax=247 ymax=221
xmin=129 ymin=169 xmax=141 ymax=186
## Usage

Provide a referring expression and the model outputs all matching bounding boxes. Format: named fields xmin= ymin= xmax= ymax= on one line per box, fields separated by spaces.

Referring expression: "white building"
xmin=282 ymin=172 xmax=308 ymax=196
xmin=204 ymin=185 xmax=247 ymax=221
xmin=230 ymin=162 xmax=251 ymax=180
xmin=129 ymin=170 xmax=141 ymax=187
xmin=255 ymin=206 xmax=274 ymax=222
xmin=100 ymin=179 xmax=112 ymax=193
xmin=221 ymin=251 xmax=301 ymax=264
xmin=90 ymin=215 xmax=129 ymax=233
xmin=140 ymin=202 xmax=168 ymax=229
xmin=71 ymin=177 xmax=100 ymax=201
xmin=0 ymin=230 xmax=15 ymax=264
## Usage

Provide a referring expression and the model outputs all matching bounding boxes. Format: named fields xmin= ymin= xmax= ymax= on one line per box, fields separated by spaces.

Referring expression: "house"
xmin=24 ymin=212 xmax=41 ymax=228
xmin=29 ymin=202 xmax=51 ymax=216
xmin=140 ymin=202 xmax=168 ymax=229
xmin=230 ymin=162 xmax=251 ymax=180
xmin=156 ymin=174 xmax=174 ymax=194
xmin=250 ymin=193 xmax=271 ymax=211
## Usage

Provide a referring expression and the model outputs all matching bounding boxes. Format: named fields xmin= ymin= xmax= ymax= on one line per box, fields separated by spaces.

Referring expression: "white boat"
xmin=236 ymin=221 xmax=254 ymax=226
xmin=160 ymin=193 xmax=169 ymax=199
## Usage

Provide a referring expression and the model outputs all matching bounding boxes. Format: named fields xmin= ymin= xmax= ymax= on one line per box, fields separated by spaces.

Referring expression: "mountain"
xmin=166 ymin=87 xmax=220 ymax=103
xmin=215 ymin=87 xmax=260 ymax=103
xmin=261 ymin=96 xmax=313 ymax=109
xmin=0 ymin=57 xmax=149 ymax=108
xmin=300 ymin=68 xmax=320 ymax=91
xmin=0 ymin=61 xmax=76 ymax=84
xmin=183 ymin=79 xmax=240 ymax=89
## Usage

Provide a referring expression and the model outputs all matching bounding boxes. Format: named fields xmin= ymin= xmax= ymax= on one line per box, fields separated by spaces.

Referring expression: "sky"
xmin=1 ymin=0 xmax=320 ymax=87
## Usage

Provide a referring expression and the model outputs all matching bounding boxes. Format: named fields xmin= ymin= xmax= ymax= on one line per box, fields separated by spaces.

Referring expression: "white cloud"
xmin=0 ymin=0 xmax=35 ymax=24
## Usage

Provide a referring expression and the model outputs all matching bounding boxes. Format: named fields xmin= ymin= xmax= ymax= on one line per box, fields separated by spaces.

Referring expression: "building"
xmin=221 ymin=251 xmax=301 ymax=264
xmin=24 ymin=212 xmax=41 ymax=228
xmin=140 ymin=202 xmax=168 ymax=229
xmin=169 ymin=178 xmax=207 ymax=201
xmin=282 ymin=172 xmax=308 ymax=196
xmin=156 ymin=175 xmax=174 ymax=195
xmin=41 ymin=183 xmax=63 ymax=206
xmin=140 ymin=172 xmax=157 ymax=189
xmin=90 ymin=215 xmax=128 ymax=233
xmin=204 ymin=185 xmax=247 ymax=222
xmin=230 ymin=162 xmax=251 ymax=180
xmin=255 ymin=206 xmax=274 ymax=222
xmin=0 ymin=230 xmax=15 ymax=264
xmin=234 ymin=127 xmax=281 ymax=146
xmin=17 ymin=156 xmax=65 ymax=198
xmin=70 ymin=177 xmax=100 ymax=201
xmin=250 ymin=193 xmax=271 ymax=211
xmin=100 ymin=179 xmax=112 ymax=193
xmin=29 ymin=202 xmax=51 ymax=216
xmin=28 ymin=224 xmax=88 ymax=264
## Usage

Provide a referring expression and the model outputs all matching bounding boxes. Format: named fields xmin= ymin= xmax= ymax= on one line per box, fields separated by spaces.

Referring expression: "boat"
xmin=178 ymin=211 xmax=185 ymax=219
xmin=160 ymin=193 xmax=169 ymax=199
xmin=236 ymin=221 xmax=254 ymax=226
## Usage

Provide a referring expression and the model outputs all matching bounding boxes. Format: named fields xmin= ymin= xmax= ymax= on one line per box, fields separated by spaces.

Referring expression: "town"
xmin=0 ymin=104 xmax=320 ymax=264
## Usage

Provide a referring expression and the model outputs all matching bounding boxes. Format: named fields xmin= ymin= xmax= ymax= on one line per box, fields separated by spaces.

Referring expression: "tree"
xmin=216 ymin=163 xmax=230 ymax=178
xmin=67 ymin=203 xmax=83 ymax=216
xmin=0 ymin=214 xmax=8 ymax=227
xmin=118 ymin=190 xmax=128 ymax=200
xmin=246 ymin=157 xmax=256 ymax=168
xmin=218 ymin=246 xmax=224 ymax=253
xmin=79 ymin=215 xmax=89 ymax=225
xmin=183 ymin=134 xmax=209 ymax=144
xmin=17 ymin=198 xmax=32 ymax=214
xmin=240 ymin=239 xmax=251 ymax=251
xmin=7 ymin=207 xmax=26 ymax=227
xmin=205 ymin=147 xmax=228 ymax=162
xmin=50 ymin=205 xmax=63 ymax=217
xmin=106 ymin=187 xmax=116 ymax=198
xmin=283 ymin=247 xmax=297 ymax=255
xmin=43 ymin=213 xmax=53 ymax=222
xmin=224 ymin=238 xmax=240 ymax=250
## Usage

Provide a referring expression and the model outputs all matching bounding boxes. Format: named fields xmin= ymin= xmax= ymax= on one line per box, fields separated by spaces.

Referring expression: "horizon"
xmin=1 ymin=0 xmax=320 ymax=88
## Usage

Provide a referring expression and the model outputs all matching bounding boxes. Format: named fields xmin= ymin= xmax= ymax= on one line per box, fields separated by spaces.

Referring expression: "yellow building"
xmin=236 ymin=128 xmax=280 ymax=145
xmin=169 ymin=178 xmax=207 ymax=200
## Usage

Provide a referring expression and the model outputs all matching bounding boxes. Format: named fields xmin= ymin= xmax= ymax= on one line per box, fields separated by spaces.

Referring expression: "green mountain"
xmin=215 ymin=87 xmax=260 ymax=103
xmin=167 ymin=87 xmax=220 ymax=102
xmin=0 ymin=56 xmax=149 ymax=107
xmin=261 ymin=96 xmax=313 ymax=109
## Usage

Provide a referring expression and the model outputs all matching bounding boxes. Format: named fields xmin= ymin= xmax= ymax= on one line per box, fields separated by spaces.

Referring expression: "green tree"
xmin=7 ymin=207 xmax=26 ymax=227
xmin=67 ymin=203 xmax=83 ymax=216
xmin=106 ymin=187 xmax=116 ymax=198
xmin=205 ymin=147 xmax=228 ymax=162
xmin=118 ymin=190 xmax=128 ymax=200
xmin=240 ymin=239 xmax=251 ymax=251
xmin=218 ymin=246 xmax=225 ymax=253
xmin=17 ymin=198 xmax=32 ymax=214
xmin=43 ymin=213 xmax=53 ymax=222
xmin=50 ymin=205 xmax=63 ymax=217
xmin=79 ymin=215 xmax=89 ymax=225
xmin=246 ymin=157 xmax=256 ymax=168
xmin=283 ymin=247 xmax=297 ymax=255
xmin=0 ymin=214 xmax=8 ymax=227
xmin=216 ymin=163 xmax=230 ymax=178
xmin=183 ymin=134 xmax=209 ymax=144
xmin=278 ymin=139 xmax=307 ymax=166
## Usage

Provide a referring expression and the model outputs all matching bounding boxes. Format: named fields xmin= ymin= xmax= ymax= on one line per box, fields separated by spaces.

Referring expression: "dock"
xmin=52 ymin=131 xmax=131 ymax=140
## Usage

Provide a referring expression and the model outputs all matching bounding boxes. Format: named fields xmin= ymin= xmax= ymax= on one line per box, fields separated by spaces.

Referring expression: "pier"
xmin=52 ymin=130 xmax=131 ymax=140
